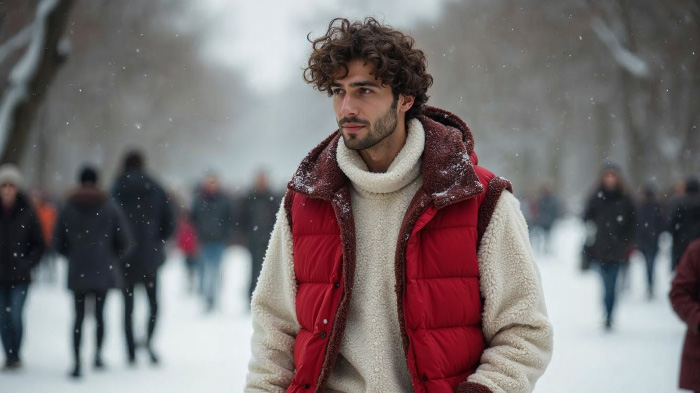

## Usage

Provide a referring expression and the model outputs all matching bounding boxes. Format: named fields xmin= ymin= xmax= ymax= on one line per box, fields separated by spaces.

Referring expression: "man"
xmin=0 ymin=164 xmax=45 ymax=370
xmin=669 ymin=177 xmax=700 ymax=271
xmin=190 ymin=172 xmax=234 ymax=311
xmin=246 ymin=18 xmax=552 ymax=393
xmin=241 ymin=170 xmax=279 ymax=305
xmin=112 ymin=150 xmax=175 ymax=365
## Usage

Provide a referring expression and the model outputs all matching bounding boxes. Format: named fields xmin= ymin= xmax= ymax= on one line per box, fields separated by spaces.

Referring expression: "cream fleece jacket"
xmin=246 ymin=121 xmax=553 ymax=393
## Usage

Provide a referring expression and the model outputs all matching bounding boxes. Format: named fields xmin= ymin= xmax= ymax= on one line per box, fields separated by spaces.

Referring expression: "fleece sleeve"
xmin=460 ymin=191 xmax=553 ymax=393
xmin=245 ymin=202 xmax=300 ymax=393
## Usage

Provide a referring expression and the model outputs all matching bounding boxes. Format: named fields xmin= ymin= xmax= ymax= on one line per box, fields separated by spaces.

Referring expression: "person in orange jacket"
xmin=31 ymin=190 xmax=58 ymax=283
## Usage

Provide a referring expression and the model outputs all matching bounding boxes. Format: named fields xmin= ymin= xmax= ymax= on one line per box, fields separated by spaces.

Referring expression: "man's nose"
xmin=340 ymin=94 xmax=358 ymax=117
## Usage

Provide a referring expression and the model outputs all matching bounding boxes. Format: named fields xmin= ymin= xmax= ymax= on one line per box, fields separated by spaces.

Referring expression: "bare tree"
xmin=0 ymin=0 xmax=74 ymax=164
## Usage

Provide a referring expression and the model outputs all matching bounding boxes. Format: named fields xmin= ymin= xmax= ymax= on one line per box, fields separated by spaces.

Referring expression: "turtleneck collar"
xmin=336 ymin=119 xmax=425 ymax=196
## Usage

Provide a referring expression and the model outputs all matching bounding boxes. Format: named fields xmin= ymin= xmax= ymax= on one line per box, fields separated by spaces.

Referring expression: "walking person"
xmin=583 ymin=163 xmax=636 ymax=330
xmin=636 ymin=184 xmax=664 ymax=299
xmin=0 ymin=164 xmax=45 ymax=370
xmin=53 ymin=166 xmax=132 ymax=378
xmin=241 ymin=170 xmax=278 ymax=306
xmin=532 ymin=183 xmax=560 ymax=255
xmin=31 ymin=190 xmax=59 ymax=284
xmin=190 ymin=173 xmax=234 ymax=312
xmin=670 ymin=238 xmax=700 ymax=393
xmin=246 ymin=18 xmax=553 ymax=392
xmin=112 ymin=150 xmax=175 ymax=365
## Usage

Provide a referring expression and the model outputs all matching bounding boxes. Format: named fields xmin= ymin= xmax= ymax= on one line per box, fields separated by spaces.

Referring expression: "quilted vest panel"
xmin=288 ymin=194 xmax=344 ymax=392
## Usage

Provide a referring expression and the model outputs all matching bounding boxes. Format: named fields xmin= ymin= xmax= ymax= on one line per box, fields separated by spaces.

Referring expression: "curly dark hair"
xmin=303 ymin=17 xmax=433 ymax=121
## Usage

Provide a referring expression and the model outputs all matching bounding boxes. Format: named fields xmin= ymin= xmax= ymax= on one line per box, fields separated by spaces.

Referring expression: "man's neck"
xmin=359 ymin=121 xmax=408 ymax=173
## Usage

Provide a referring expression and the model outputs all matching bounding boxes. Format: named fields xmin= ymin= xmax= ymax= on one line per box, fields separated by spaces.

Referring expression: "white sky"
xmin=188 ymin=0 xmax=456 ymax=92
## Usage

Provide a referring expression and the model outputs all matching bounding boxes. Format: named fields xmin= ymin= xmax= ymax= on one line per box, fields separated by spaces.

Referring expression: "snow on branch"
xmin=591 ymin=17 xmax=649 ymax=78
xmin=0 ymin=0 xmax=61 ymax=158
xmin=0 ymin=25 xmax=33 ymax=67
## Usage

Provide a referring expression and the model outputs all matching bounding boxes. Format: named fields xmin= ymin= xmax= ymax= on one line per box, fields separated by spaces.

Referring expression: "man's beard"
xmin=339 ymin=99 xmax=398 ymax=151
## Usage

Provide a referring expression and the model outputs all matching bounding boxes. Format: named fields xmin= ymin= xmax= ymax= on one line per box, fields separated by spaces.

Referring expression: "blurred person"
xmin=636 ymin=184 xmax=665 ymax=299
xmin=670 ymin=238 xmax=700 ymax=393
xmin=175 ymin=208 xmax=198 ymax=293
xmin=531 ymin=183 xmax=560 ymax=255
xmin=53 ymin=166 xmax=132 ymax=378
xmin=0 ymin=164 xmax=45 ymax=370
xmin=30 ymin=190 xmax=59 ymax=284
xmin=241 ymin=170 xmax=278 ymax=305
xmin=668 ymin=177 xmax=700 ymax=271
xmin=112 ymin=150 xmax=175 ymax=365
xmin=190 ymin=172 xmax=234 ymax=312
xmin=246 ymin=18 xmax=553 ymax=393
xmin=583 ymin=163 xmax=636 ymax=330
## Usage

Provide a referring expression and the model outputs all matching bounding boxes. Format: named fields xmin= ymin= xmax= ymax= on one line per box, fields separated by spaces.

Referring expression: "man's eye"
xmin=331 ymin=89 xmax=343 ymax=96
xmin=359 ymin=88 xmax=372 ymax=94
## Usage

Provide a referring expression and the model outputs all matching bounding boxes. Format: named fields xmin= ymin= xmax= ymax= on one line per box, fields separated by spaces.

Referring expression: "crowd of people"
xmin=0 ymin=150 xmax=280 ymax=379
xmin=524 ymin=162 xmax=700 ymax=392
xmin=524 ymin=164 xmax=700 ymax=332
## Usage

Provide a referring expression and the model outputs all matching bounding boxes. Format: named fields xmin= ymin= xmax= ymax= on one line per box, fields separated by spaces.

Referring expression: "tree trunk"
xmin=0 ymin=0 xmax=74 ymax=164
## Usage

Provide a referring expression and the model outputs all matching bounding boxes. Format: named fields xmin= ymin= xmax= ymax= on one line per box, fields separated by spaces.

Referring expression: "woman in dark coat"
xmin=54 ymin=167 xmax=132 ymax=378
xmin=670 ymin=238 xmax=700 ymax=393
xmin=0 ymin=164 xmax=45 ymax=370
xmin=583 ymin=164 xmax=636 ymax=330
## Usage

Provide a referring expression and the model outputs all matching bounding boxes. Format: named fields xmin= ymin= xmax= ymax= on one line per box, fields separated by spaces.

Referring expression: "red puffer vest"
xmin=284 ymin=107 xmax=512 ymax=393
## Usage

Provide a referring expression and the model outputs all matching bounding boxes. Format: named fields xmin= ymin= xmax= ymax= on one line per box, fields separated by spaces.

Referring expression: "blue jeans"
xmin=198 ymin=243 xmax=225 ymax=309
xmin=595 ymin=262 xmax=621 ymax=323
xmin=0 ymin=283 xmax=29 ymax=362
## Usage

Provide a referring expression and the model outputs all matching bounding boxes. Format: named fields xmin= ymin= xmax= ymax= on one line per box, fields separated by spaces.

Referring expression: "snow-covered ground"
xmin=0 ymin=218 xmax=689 ymax=392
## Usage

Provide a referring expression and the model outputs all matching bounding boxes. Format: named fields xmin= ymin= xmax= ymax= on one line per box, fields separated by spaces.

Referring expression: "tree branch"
xmin=0 ymin=0 xmax=74 ymax=164
xmin=590 ymin=17 xmax=649 ymax=78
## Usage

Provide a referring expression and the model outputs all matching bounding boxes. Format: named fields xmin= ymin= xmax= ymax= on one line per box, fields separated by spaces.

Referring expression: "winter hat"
xmin=79 ymin=166 xmax=99 ymax=185
xmin=0 ymin=163 xmax=23 ymax=188
xmin=601 ymin=161 xmax=621 ymax=174
xmin=123 ymin=149 xmax=145 ymax=171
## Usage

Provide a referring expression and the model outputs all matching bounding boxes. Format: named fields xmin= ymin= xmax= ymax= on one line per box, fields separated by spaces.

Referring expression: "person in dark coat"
xmin=0 ymin=164 xmax=45 ymax=370
xmin=241 ymin=171 xmax=279 ymax=305
xmin=670 ymin=238 xmax=700 ymax=393
xmin=636 ymin=184 xmax=665 ymax=299
xmin=54 ymin=166 xmax=132 ymax=378
xmin=190 ymin=172 xmax=234 ymax=311
xmin=669 ymin=177 xmax=700 ymax=271
xmin=583 ymin=163 xmax=636 ymax=330
xmin=111 ymin=150 xmax=175 ymax=365
xmin=532 ymin=183 xmax=560 ymax=255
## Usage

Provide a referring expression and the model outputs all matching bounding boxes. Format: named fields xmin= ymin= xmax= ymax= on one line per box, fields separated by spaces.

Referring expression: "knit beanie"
xmin=79 ymin=166 xmax=99 ymax=185
xmin=0 ymin=163 xmax=23 ymax=188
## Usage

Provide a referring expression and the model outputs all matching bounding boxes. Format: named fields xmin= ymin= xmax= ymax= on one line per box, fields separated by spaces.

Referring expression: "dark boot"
xmin=145 ymin=343 xmax=159 ymax=365
xmin=94 ymin=351 xmax=104 ymax=369
xmin=69 ymin=360 xmax=81 ymax=378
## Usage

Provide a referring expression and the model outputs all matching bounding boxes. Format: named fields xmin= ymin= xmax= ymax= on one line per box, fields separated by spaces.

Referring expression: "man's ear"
xmin=399 ymin=95 xmax=415 ymax=113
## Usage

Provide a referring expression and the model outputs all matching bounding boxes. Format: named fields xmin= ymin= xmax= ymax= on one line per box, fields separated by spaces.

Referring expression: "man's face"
xmin=331 ymin=60 xmax=401 ymax=151
xmin=602 ymin=171 xmax=618 ymax=190
xmin=204 ymin=176 xmax=219 ymax=195
xmin=1 ymin=183 xmax=17 ymax=208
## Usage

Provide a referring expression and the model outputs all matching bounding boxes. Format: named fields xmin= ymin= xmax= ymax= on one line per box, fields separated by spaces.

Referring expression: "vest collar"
xmin=288 ymin=106 xmax=484 ymax=208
